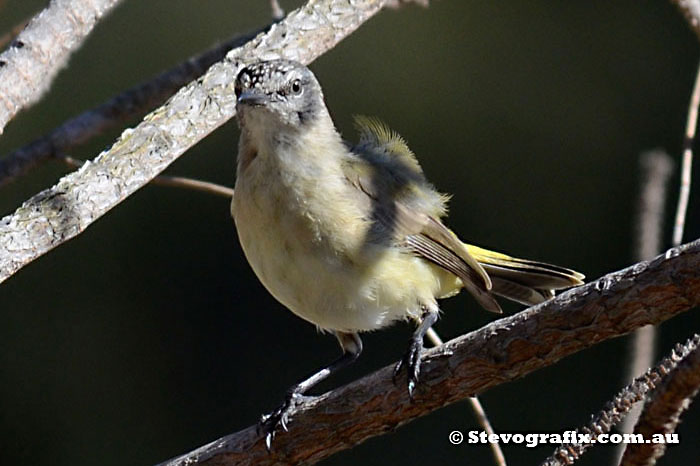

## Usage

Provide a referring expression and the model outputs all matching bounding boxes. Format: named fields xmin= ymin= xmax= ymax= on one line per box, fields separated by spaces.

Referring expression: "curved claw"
xmin=259 ymin=398 xmax=292 ymax=451
xmin=264 ymin=430 xmax=274 ymax=451
xmin=259 ymin=392 xmax=311 ymax=451
xmin=393 ymin=337 xmax=424 ymax=399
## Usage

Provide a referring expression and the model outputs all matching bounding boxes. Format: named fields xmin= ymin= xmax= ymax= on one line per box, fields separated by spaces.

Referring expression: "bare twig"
xmin=60 ymin=156 xmax=235 ymax=198
xmin=0 ymin=0 xmax=403 ymax=285
xmin=426 ymin=328 xmax=507 ymax=466
xmin=0 ymin=0 xmax=124 ymax=135
xmin=620 ymin=336 xmax=700 ymax=466
xmin=156 ymin=239 xmax=700 ymax=466
xmin=0 ymin=25 xmax=269 ymax=187
xmin=541 ymin=335 xmax=700 ymax=466
xmin=616 ymin=151 xmax=674 ymax=462
xmin=672 ymin=60 xmax=700 ymax=247
xmin=151 ymin=175 xmax=234 ymax=198
xmin=466 ymin=395 xmax=507 ymax=466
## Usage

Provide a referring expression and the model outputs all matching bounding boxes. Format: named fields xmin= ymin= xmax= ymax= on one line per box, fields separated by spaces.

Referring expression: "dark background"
xmin=1 ymin=1 xmax=699 ymax=464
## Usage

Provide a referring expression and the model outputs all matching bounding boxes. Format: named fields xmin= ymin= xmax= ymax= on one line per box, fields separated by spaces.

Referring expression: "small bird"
xmin=230 ymin=59 xmax=583 ymax=445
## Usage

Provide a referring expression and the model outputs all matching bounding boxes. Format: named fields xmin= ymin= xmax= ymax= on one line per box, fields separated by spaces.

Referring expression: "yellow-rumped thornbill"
xmin=230 ymin=59 xmax=584 ymax=448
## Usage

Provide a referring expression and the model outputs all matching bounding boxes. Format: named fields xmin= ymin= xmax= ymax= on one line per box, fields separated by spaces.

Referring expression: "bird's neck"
xmin=237 ymin=112 xmax=345 ymax=180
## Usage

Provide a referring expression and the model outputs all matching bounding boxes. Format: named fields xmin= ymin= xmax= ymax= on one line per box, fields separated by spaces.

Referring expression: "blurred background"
xmin=1 ymin=0 xmax=699 ymax=464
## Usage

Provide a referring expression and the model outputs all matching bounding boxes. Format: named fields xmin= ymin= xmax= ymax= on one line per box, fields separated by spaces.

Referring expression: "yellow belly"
xmin=231 ymin=177 xmax=460 ymax=333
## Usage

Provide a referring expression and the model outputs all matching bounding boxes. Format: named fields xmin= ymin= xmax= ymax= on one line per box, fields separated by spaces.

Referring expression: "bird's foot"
xmin=393 ymin=337 xmax=424 ymax=399
xmin=258 ymin=392 xmax=309 ymax=450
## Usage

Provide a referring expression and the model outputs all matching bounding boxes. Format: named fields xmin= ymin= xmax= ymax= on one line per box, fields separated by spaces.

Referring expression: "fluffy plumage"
xmin=230 ymin=59 xmax=584 ymax=443
xmin=232 ymin=61 xmax=583 ymax=333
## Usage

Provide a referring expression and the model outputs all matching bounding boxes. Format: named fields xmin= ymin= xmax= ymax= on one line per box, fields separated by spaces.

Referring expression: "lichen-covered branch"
xmin=0 ymin=0 xmax=403 ymax=284
xmin=0 ymin=25 xmax=267 ymax=187
xmin=0 ymin=0 xmax=124 ymax=135
xmin=157 ymin=238 xmax=700 ymax=466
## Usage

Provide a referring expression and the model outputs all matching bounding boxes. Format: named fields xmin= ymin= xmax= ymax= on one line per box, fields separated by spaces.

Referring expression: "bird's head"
xmin=234 ymin=59 xmax=325 ymax=131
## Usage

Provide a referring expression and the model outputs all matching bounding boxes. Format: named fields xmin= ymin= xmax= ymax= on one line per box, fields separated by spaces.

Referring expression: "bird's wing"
xmin=345 ymin=116 xmax=501 ymax=313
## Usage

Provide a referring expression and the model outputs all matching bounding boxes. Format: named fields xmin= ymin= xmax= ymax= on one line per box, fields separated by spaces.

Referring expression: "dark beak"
xmin=237 ymin=90 xmax=270 ymax=107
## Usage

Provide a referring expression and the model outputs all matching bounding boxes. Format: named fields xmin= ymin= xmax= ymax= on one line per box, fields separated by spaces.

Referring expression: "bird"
xmin=230 ymin=59 xmax=584 ymax=446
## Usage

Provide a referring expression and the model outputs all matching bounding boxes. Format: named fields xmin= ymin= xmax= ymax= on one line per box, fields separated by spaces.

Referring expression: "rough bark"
xmin=158 ymin=239 xmax=700 ymax=466
xmin=0 ymin=0 xmax=124 ymax=134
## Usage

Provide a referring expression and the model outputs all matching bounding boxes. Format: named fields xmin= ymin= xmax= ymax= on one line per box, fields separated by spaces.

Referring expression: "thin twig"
xmin=426 ymin=328 xmax=507 ymax=466
xmin=541 ymin=335 xmax=700 ymax=466
xmin=156 ymin=239 xmax=700 ymax=466
xmin=672 ymin=60 xmax=700 ymax=246
xmin=61 ymin=156 xmax=235 ymax=198
xmin=151 ymin=176 xmax=234 ymax=198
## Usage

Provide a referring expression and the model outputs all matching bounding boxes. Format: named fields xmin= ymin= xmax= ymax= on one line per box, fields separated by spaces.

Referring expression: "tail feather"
xmin=490 ymin=277 xmax=554 ymax=306
xmin=465 ymin=243 xmax=584 ymax=306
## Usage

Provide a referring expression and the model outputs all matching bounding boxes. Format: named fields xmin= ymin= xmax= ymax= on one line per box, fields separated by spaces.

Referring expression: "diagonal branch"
xmin=158 ymin=238 xmax=700 ymax=466
xmin=0 ymin=0 xmax=124 ymax=134
xmin=543 ymin=335 xmax=700 ymax=466
xmin=0 ymin=0 xmax=410 ymax=284
xmin=0 ymin=25 xmax=269 ymax=187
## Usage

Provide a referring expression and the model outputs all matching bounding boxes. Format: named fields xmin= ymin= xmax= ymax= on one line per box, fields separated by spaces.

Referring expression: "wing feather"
xmin=344 ymin=117 xmax=499 ymax=313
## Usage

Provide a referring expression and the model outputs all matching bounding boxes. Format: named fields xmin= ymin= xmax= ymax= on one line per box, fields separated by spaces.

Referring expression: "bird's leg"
xmin=259 ymin=331 xmax=362 ymax=450
xmin=394 ymin=305 xmax=439 ymax=398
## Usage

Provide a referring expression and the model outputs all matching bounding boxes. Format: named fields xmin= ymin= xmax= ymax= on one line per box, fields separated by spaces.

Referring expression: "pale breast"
xmin=231 ymin=140 xmax=452 ymax=332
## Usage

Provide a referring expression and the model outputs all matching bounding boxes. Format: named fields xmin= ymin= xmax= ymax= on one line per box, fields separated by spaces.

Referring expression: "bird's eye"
xmin=291 ymin=79 xmax=302 ymax=95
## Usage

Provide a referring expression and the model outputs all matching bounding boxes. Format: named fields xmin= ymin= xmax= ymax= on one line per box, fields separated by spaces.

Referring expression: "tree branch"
xmin=0 ymin=0 xmax=407 ymax=285
xmin=0 ymin=25 xmax=268 ymax=187
xmin=158 ymin=238 xmax=700 ymax=466
xmin=672 ymin=59 xmax=700 ymax=246
xmin=620 ymin=336 xmax=700 ymax=466
xmin=543 ymin=335 xmax=700 ymax=466
xmin=0 ymin=0 xmax=124 ymax=134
